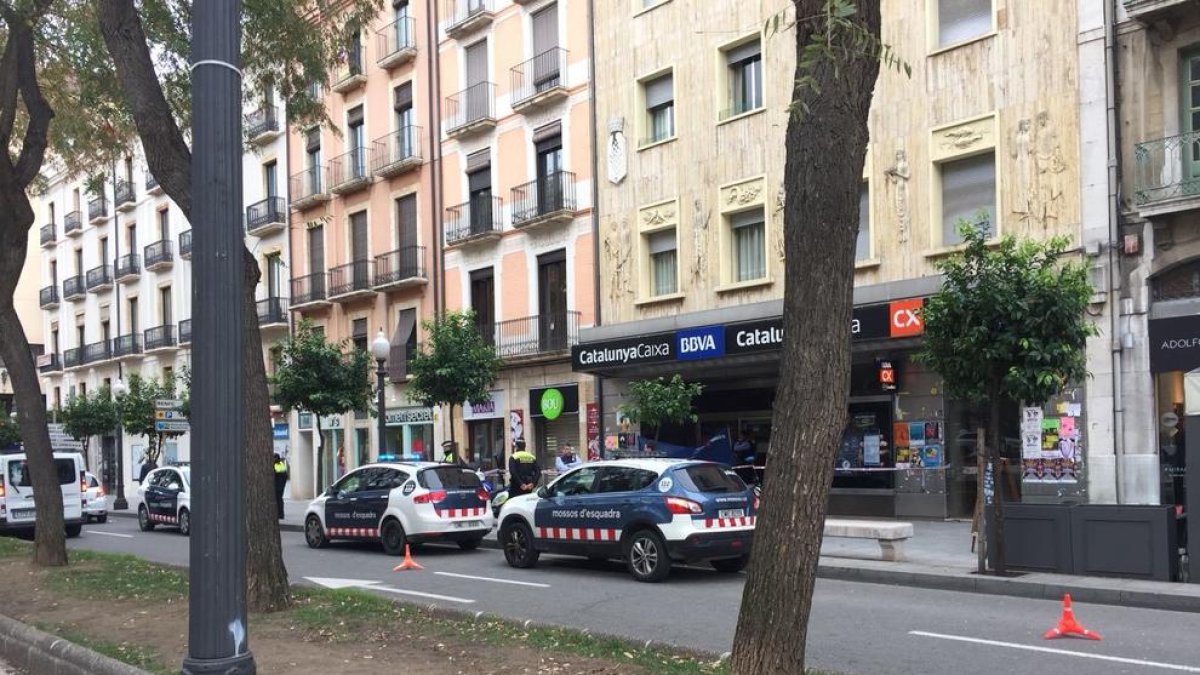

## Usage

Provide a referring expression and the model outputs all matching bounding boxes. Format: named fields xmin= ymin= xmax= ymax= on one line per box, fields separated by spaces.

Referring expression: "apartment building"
xmin=577 ymin=0 xmax=1090 ymax=519
xmin=37 ymin=90 xmax=293 ymax=493
xmin=0 ymin=198 xmax=45 ymax=417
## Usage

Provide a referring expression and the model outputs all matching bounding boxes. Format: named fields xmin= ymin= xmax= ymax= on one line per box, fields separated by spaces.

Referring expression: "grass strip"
xmin=31 ymin=621 xmax=173 ymax=675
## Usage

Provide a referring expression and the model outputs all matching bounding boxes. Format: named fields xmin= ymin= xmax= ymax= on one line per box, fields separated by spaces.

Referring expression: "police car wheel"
xmin=624 ymin=530 xmax=671 ymax=583
xmin=380 ymin=519 xmax=407 ymax=556
xmin=138 ymin=505 xmax=156 ymax=531
xmin=500 ymin=521 xmax=539 ymax=568
xmin=305 ymin=515 xmax=328 ymax=549
xmin=710 ymin=555 xmax=750 ymax=573
xmin=178 ymin=509 xmax=191 ymax=537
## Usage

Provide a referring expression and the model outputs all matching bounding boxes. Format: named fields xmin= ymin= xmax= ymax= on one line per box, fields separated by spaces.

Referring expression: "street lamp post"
xmin=371 ymin=329 xmax=390 ymax=459
xmin=112 ymin=378 xmax=128 ymax=510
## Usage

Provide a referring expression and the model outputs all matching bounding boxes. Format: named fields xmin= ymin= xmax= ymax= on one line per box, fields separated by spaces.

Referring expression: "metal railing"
xmin=333 ymin=45 xmax=364 ymax=86
xmin=289 ymin=166 xmax=329 ymax=204
xmin=39 ymin=285 xmax=58 ymax=308
xmin=88 ymin=197 xmax=108 ymax=221
xmin=38 ymin=353 xmax=62 ymax=373
xmin=246 ymin=196 xmax=286 ymax=232
xmin=291 ymin=273 xmax=328 ymax=306
xmin=63 ymin=348 xmax=81 ymax=369
xmin=330 ymin=148 xmax=370 ymax=189
xmin=85 ymin=264 xmax=113 ymax=290
xmin=374 ymin=246 xmax=425 ymax=286
xmin=179 ymin=319 xmax=192 ymax=345
xmin=115 ymin=253 xmax=140 ymax=279
xmin=144 ymin=324 xmax=176 ymax=351
xmin=145 ymin=174 xmax=159 ymax=192
xmin=115 ymin=179 xmax=135 ymax=207
xmin=112 ymin=334 xmax=142 ymax=358
xmin=372 ymin=126 xmax=421 ymax=173
xmin=40 ymin=224 xmax=55 ymax=245
xmin=145 ymin=240 xmax=174 ymax=268
xmin=179 ymin=230 xmax=192 ymax=258
xmin=376 ymin=17 xmax=416 ymax=62
xmin=445 ymin=195 xmax=502 ymax=244
xmin=64 ymin=211 xmax=82 ymax=235
xmin=1134 ymin=130 xmax=1200 ymax=206
xmin=444 ymin=0 xmax=492 ymax=30
xmin=493 ymin=311 xmax=580 ymax=359
xmin=63 ymin=275 xmax=85 ymax=299
xmin=257 ymin=297 xmax=289 ymax=325
xmin=444 ymin=82 xmax=496 ymax=133
xmin=82 ymin=340 xmax=112 ymax=365
xmin=245 ymin=106 xmax=279 ymax=138
xmin=329 ymin=260 xmax=373 ymax=297
xmin=511 ymin=171 xmax=576 ymax=225
xmin=510 ymin=48 xmax=567 ymax=107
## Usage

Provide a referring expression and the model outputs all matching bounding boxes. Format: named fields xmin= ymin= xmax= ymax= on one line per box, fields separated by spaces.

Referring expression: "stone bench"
xmin=824 ymin=519 xmax=914 ymax=562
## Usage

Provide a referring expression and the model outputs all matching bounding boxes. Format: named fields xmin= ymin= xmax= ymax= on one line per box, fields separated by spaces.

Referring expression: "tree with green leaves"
xmin=117 ymin=374 xmax=187 ymax=468
xmin=272 ymin=320 xmax=373 ymax=481
xmin=0 ymin=416 xmax=20 ymax=449
xmin=60 ymin=386 xmax=117 ymax=469
xmin=919 ymin=221 xmax=1095 ymax=575
xmin=620 ymin=376 xmax=704 ymax=442
xmin=407 ymin=311 xmax=504 ymax=455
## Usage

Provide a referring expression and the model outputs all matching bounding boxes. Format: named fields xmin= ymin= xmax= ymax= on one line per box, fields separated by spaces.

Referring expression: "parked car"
xmin=137 ymin=465 xmax=191 ymax=536
xmin=82 ymin=472 xmax=107 ymax=523
xmin=0 ymin=451 xmax=86 ymax=537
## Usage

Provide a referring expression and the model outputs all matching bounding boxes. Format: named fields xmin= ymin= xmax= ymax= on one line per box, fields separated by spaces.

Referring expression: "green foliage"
xmin=271 ymin=320 xmax=373 ymax=419
xmin=60 ymin=386 xmax=117 ymax=457
xmin=0 ymin=416 xmax=20 ymax=449
xmin=620 ymin=375 xmax=705 ymax=439
xmin=406 ymin=310 xmax=504 ymax=414
xmin=919 ymin=220 xmax=1097 ymax=407
xmin=117 ymin=374 xmax=187 ymax=464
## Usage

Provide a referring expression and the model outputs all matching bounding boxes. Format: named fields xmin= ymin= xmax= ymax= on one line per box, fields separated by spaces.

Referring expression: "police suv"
xmin=137 ymin=465 xmax=192 ymax=536
xmin=498 ymin=459 xmax=756 ymax=582
xmin=304 ymin=462 xmax=494 ymax=555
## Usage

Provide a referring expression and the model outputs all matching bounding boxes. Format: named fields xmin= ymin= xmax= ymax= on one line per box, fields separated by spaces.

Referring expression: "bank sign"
xmin=571 ymin=298 xmax=924 ymax=371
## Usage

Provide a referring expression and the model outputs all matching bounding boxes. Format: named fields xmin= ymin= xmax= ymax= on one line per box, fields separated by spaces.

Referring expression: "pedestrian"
xmin=555 ymin=443 xmax=582 ymax=473
xmin=138 ymin=455 xmax=157 ymax=484
xmin=508 ymin=441 xmax=540 ymax=497
xmin=273 ymin=453 xmax=289 ymax=521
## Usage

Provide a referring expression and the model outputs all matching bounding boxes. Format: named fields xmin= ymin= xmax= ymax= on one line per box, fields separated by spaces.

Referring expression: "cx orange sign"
xmin=889 ymin=299 xmax=924 ymax=338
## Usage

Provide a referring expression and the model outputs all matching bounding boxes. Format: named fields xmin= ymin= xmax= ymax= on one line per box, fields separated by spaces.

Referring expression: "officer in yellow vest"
xmin=273 ymin=454 xmax=289 ymax=520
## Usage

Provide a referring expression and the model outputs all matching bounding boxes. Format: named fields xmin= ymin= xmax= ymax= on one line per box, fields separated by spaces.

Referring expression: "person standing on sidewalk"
xmin=273 ymin=454 xmax=289 ymax=520
xmin=508 ymin=441 xmax=540 ymax=497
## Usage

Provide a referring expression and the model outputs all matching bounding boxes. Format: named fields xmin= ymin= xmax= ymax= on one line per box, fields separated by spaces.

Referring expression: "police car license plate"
xmin=718 ymin=509 xmax=745 ymax=519
xmin=11 ymin=509 xmax=35 ymax=520
xmin=453 ymin=520 xmax=483 ymax=529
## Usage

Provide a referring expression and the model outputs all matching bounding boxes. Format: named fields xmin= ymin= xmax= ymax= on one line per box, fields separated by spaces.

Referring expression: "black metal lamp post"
xmin=112 ymin=378 xmax=128 ymax=510
xmin=371 ymin=328 xmax=390 ymax=458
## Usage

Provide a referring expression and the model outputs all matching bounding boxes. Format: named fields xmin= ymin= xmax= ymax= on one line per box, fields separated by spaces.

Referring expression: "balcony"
xmin=115 ymin=179 xmax=136 ymax=212
xmin=81 ymin=340 xmax=112 ymax=365
xmin=115 ymin=253 xmax=141 ymax=283
xmin=376 ymin=17 xmax=417 ymax=69
xmin=112 ymin=333 xmax=142 ymax=359
xmin=179 ymin=230 xmax=192 ymax=259
xmin=257 ymin=297 xmax=289 ymax=329
xmin=329 ymin=260 xmax=375 ymax=301
xmin=372 ymin=127 xmax=422 ymax=178
xmin=179 ymin=319 xmax=192 ymax=346
xmin=444 ymin=82 xmax=496 ymax=139
xmin=144 ymin=240 xmax=174 ymax=271
xmin=1132 ymin=131 xmax=1200 ymax=217
xmin=329 ymin=148 xmax=372 ymax=195
xmin=37 ymin=353 xmax=61 ymax=374
xmin=331 ymin=49 xmax=367 ymax=94
xmin=146 ymin=174 xmax=163 ymax=196
xmin=64 ymin=211 xmax=83 ymax=237
xmin=246 ymin=196 xmax=287 ymax=236
xmin=445 ymin=196 xmax=502 ymax=247
xmin=289 ymin=166 xmax=331 ymax=210
xmin=510 ymin=48 xmax=568 ymax=114
xmin=444 ymin=0 xmax=494 ymax=39
xmin=1124 ymin=0 xmax=1192 ymax=22
xmin=245 ymin=106 xmax=281 ymax=144
xmin=511 ymin=171 xmax=576 ymax=230
xmin=40 ymin=224 xmax=55 ymax=247
xmin=493 ymin=311 xmax=581 ymax=361
xmin=63 ymin=347 xmax=81 ymax=369
xmin=373 ymin=246 xmax=426 ymax=291
xmin=39 ymin=285 xmax=59 ymax=309
xmin=85 ymin=265 xmax=113 ymax=293
xmin=62 ymin=275 xmax=85 ymax=301
xmin=290 ymin=273 xmax=331 ymax=310
xmin=144 ymin=324 xmax=177 ymax=352
xmin=88 ymin=197 xmax=109 ymax=224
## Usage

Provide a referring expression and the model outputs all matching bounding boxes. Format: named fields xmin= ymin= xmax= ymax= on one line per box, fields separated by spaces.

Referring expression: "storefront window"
xmin=469 ymin=419 xmax=505 ymax=467
xmin=1156 ymin=371 xmax=1187 ymax=511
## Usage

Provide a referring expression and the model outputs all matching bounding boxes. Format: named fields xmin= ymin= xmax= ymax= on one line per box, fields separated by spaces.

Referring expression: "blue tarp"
xmin=636 ymin=427 xmax=735 ymax=466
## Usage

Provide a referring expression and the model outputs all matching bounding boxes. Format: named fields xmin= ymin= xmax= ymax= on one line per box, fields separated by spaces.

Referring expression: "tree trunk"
xmin=988 ymin=389 xmax=1007 ymax=574
xmin=729 ymin=2 xmax=881 ymax=673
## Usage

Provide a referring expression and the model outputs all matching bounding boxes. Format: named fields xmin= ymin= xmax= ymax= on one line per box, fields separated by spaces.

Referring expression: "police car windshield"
xmin=418 ymin=466 xmax=482 ymax=490
xmin=674 ymin=464 xmax=746 ymax=494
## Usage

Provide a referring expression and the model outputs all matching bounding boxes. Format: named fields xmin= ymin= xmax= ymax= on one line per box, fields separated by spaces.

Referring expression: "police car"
xmin=304 ymin=462 xmax=494 ymax=555
xmin=137 ymin=465 xmax=192 ymax=536
xmin=498 ymin=459 xmax=756 ymax=582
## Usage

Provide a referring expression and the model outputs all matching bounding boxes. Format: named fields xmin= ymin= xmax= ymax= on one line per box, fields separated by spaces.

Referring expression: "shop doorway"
xmin=469 ymin=419 xmax=505 ymax=467
xmin=835 ymin=398 xmax=895 ymax=490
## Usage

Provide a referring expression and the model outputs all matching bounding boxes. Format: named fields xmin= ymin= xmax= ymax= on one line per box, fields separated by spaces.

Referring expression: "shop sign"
xmin=272 ymin=423 xmax=289 ymax=440
xmin=1149 ymin=315 xmax=1200 ymax=373
xmin=462 ymin=390 xmax=507 ymax=421
xmin=725 ymin=319 xmax=784 ymax=355
xmin=888 ymin=298 xmax=925 ymax=337
xmin=571 ymin=334 xmax=674 ymax=369
xmin=386 ymin=407 xmax=433 ymax=426
xmin=530 ymin=384 xmax=580 ymax=419
xmin=677 ymin=326 xmax=726 ymax=360
xmin=878 ymin=360 xmax=897 ymax=391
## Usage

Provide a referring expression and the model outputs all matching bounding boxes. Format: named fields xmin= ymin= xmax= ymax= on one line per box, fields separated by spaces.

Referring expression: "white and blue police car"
xmin=498 ymin=459 xmax=756 ymax=582
xmin=304 ymin=462 xmax=494 ymax=555
xmin=137 ymin=465 xmax=192 ymax=536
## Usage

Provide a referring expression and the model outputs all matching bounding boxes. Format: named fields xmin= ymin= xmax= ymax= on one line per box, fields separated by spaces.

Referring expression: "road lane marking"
xmin=86 ymin=531 xmax=134 ymax=539
xmin=434 ymin=571 xmax=550 ymax=588
xmin=910 ymin=631 xmax=1200 ymax=672
xmin=370 ymin=585 xmax=476 ymax=604
xmin=304 ymin=577 xmax=475 ymax=604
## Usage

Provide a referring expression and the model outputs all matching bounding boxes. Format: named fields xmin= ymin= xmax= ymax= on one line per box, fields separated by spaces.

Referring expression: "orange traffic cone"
xmin=1042 ymin=594 xmax=1102 ymax=641
xmin=392 ymin=544 xmax=424 ymax=572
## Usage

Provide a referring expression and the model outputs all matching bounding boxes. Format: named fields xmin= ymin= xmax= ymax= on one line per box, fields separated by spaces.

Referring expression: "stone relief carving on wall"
xmin=690 ymin=198 xmax=710 ymax=284
xmin=641 ymin=203 xmax=676 ymax=227
xmin=884 ymin=149 xmax=911 ymax=245
xmin=604 ymin=217 xmax=634 ymax=304
xmin=1010 ymin=112 xmax=1066 ymax=231
xmin=607 ymin=117 xmax=628 ymax=185
xmin=941 ymin=126 xmax=984 ymax=151
xmin=773 ymin=186 xmax=786 ymax=259
xmin=724 ymin=184 xmax=763 ymax=206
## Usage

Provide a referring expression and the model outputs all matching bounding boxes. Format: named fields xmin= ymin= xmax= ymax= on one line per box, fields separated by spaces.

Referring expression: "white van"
xmin=0 ymin=451 xmax=86 ymax=537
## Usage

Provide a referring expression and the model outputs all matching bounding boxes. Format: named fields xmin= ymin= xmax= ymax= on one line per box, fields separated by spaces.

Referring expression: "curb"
xmin=0 ymin=613 xmax=151 ymax=675
xmin=109 ymin=509 xmax=305 ymax=533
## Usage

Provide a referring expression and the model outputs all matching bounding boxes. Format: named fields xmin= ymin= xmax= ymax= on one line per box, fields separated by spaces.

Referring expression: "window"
xmin=123 ymin=156 xmax=134 ymax=182
xmin=857 ymin=183 xmax=870 ymax=261
xmin=642 ymin=72 xmax=674 ymax=144
xmin=50 ymin=260 xmax=57 ymax=284
xmin=393 ymin=1 xmax=412 ymax=49
xmin=552 ymin=467 xmax=599 ymax=496
xmin=79 ymin=382 xmax=86 ymax=398
xmin=53 ymin=387 xmax=61 ymax=410
xmin=264 ymin=161 xmax=278 ymax=198
xmin=126 ymin=223 xmax=137 ymax=252
xmin=343 ymin=31 xmax=362 ymax=75
xmin=157 ymin=209 xmax=170 ymax=241
xmin=939 ymin=152 xmax=995 ymax=245
xmin=596 ymin=467 xmax=658 ymax=493
xmin=100 ymin=319 xmax=110 ymax=343
xmin=51 ymin=328 xmax=59 ymax=353
xmin=396 ymin=194 xmax=418 ymax=251
xmin=48 ymin=202 xmax=55 ymax=224
xmin=394 ymin=83 xmax=414 ymax=155
xmin=99 ymin=237 xmax=108 ymax=264
xmin=647 ymin=229 xmax=678 ymax=296
xmin=74 ymin=249 xmax=83 ymax=274
xmin=305 ymin=128 xmax=322 ymax=192
xmin=470 ymin=268 xmax=495 ymax=343
xmin=266 ymin=253 xmax=283 ymax=298
xmin=128 ymin=298 xmax=139 ymax=333
xmin=730 ymin=208 xmax=766 ymax=282
xmin=72 ymin=188 xmax=81 ymax=211
xmin=724 ymin=39 xmax=762 ymax=118
xmin=350 ymin=211 xmax=368 ymax=262
xmin=352 ymin=318 xmax=368 ymax=352
xmin=159 ymin=286 xmax=172 ymax=325
xmin=347 ymin=106 xmax=365 ymax=178
xmin=936 ymin=0 xmax=992 ymax=49
xmin=467 ymin=164 xmax=493 ymax=234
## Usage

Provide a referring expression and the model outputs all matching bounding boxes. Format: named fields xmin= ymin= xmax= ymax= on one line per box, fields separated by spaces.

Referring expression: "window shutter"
xmin=466 ymin=149 xmax=491 ymax=173
xmin=647 ymin=229 xmax=676 ymax=254
xmin=394 ymin=82 xmax=413 ymax=111
xmin=348 ymin=106 xmax=364 ymax=126
xmin=731 ymin=209 xmax=764 ymax=229
xmin=305 ymin=128 xmax=321 ymax=152
xmin=644 ymin=74 xmax=673 ymax=108
xmin=726 ymin=40 xmax=760 ymax=64
xmin=533 ymin=121 xmax=562 ymax=144
xmin=389 ymin=309 xmax=417 ymax=381
xmin=532 ymin=4 xmax=558 ymax=54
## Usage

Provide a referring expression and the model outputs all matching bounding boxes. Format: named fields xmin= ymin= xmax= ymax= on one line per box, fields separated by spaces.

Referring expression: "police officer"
xmin=508 ymin=441 xmax=540 ymax=497
xmin=273 ymin=453 xmax=289 ymax=520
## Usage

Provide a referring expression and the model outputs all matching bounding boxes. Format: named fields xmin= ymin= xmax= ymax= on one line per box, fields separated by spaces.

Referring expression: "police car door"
xmin=357 ymin=468 xmax=401 ymax=530
xmin=533 ymin=466 xmax=600 ymax=554
xmin=323 ymin=469 xmax=370 ymax=535
xmin=152 ymin=469 xmax=183 ymax=522
xmin=590 ymin=467 xmax=661 ymax=551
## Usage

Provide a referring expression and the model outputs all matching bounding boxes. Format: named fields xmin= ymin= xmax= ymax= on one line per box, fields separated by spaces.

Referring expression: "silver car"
xmin=82 ymin=472 xmax=108 ymax=523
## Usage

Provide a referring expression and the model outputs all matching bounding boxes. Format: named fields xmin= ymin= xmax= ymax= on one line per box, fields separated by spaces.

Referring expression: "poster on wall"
xmin=586 ymin=403 xmax=600 ymax=461
xmin=509 ymin=410 xmax=525 ymax=446
xmin=1021 ymin=395 xmax=1081 ymax=484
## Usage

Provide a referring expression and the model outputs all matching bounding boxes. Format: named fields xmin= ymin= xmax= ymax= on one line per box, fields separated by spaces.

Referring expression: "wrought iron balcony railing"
xmin=245 ymin=196 xmax=287 ymax=235
xmin=179 ymin=230 xmax=192 ymax=258
xmin=329 ymin=148 xmax=371 ymax=193
xmin=245 ymin=106 xmax=280 ymax=140
xmin=63 ymin=347 xmax=81 ymax=369
xmin=511 ymin=170 xmax=576 ymax=227
xmin=492 ymin=311 xmax=581 ymax=359
xmin=372 ymin=126 xmax=422 ymax=177
xmin=112 ymin=333 xmax=142 ymax=358
xmin=82 ymin=340 xmax=112 ymax=365
xmin=510 ymin=48 xmax=567 ymax=110
xmin=40 ymin=223 xmax=55 ymax=246
xmin=1134 ymin=130 xmax=1200 ymax=209
xmin=115 ymin=253 xmax=140 ymax=281
xmin=63 ymin=275 xmax=85 ymax=300
xmin=257 ymin=297 xmax=289 ymax=325
xmin=445 ymin=195 xmax=502 ymax=245
xmin=85 ymin=264 xmax=113 ymax=291
xmin=64 ymin=211 xmax=83 ymax=236
xmin=443 ymin=0 xmax=494 ymax=38
xmin=290 ymin=273 xmax=329 ymax=307
xmin=38 ymin=353 xmax=62 ymax=373
xmin=39 ymin=285 xmax=59 ymax=308
xmin=145 ymin=240 xmax=174 ymax=269
xmin=329 ymin=260 xmax=374 ymax=298
xmin=444 ymin=82 xmax=496 ymax=136
xmin=179 ymin=319 xmax=192 ymax=345
xmin=115 ymin=179 xmax=136 ymax=209
xmin=88 ymin=197 xmax=108 ymax=222
xmin=289 ymin=166 xmax=330 ymax=208
xmin=376 ymin=17 xmax=417 ymax=68
xmin=144 ymin=324 xmax=177 ymax=351
xmin=373 ymin=246 xmax=425 ymax=289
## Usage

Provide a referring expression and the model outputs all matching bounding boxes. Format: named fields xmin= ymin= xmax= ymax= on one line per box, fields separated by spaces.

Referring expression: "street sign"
xmin=155 ymin=410 xmax=186 ymax=420
xmin=155 ymin=421 xmax=191 ymax=433
xmin=155 ymin=399 xmax=184 ymax=409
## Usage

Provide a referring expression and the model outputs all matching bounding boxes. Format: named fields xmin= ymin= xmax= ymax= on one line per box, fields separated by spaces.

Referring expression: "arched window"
xmin=1152 ymin=258 xmax=1200 ymax=301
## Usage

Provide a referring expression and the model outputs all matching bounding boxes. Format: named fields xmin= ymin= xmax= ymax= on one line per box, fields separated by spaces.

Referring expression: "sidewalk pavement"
xmin=108 ymin=497 xmax=1200 ymax=614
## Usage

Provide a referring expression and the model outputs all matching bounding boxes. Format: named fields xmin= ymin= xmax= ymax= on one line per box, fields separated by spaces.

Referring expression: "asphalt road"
xmin=69 ymin=518 xmax=1200 ymax=675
